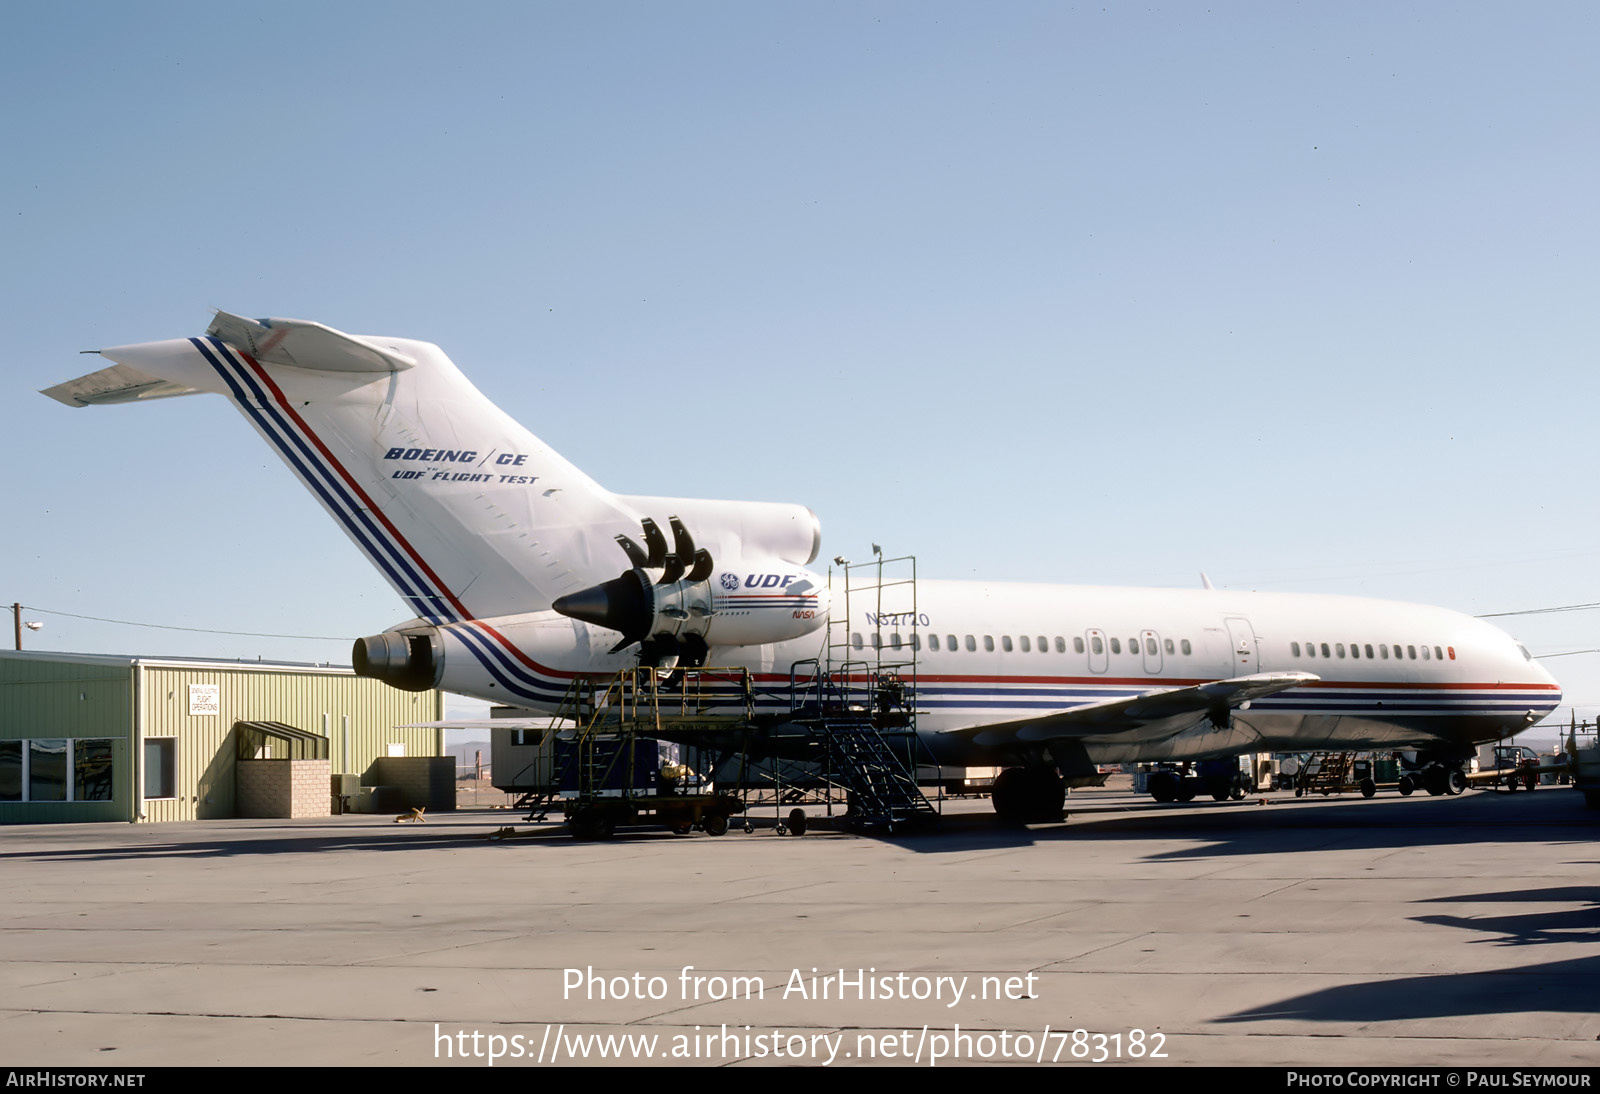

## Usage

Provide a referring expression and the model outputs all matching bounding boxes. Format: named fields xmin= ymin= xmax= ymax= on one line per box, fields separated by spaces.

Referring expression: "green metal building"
xmin=0 ymin=651 xmax=444 ymax=823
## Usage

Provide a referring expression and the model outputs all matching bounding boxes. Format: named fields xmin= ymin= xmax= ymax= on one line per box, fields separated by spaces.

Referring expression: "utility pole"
xmin=12 ymin=603 xmax=19 ymax=651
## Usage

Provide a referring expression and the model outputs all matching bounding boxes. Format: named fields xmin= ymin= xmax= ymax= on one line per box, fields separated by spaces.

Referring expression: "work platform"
xmin=502 ymin=554 xmax=943 ymax=836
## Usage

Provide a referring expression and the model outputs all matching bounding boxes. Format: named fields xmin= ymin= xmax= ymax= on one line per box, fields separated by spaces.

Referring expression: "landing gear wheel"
xmin=992 ymin=768 xmax=1028 ymax=824
xmin=1359 ymin=778 xmax=1377 ymax=799
xmin=991 ymin=768 xmax=1064 ymax=824
xmin=702 ymin=813 xmax=729 ymax=836
xmin=1446 ymin=769 xmax=1467 ymax=796
xmin=672 ymin=823 xmax=693 ymax=835
xmin=1230 ymin=780 xmax=1247 ymax=801
xmin=1149 ymin=772 xmax=1178 ymax=803
xmin=1423 ymin=767 xmax=1447 ymax=796
xmin=1175 ymin=780 xmax=1196 ymax=803
xmin=1397 ymin=775 xmax=1415 ymax=797
xmin=787 ymin=808 xmax=808 ymax=837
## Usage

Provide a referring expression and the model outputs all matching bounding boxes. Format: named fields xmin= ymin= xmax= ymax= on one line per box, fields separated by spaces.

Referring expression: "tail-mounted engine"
xmin=351 ymin=629 xmax=443 ymax=691
xmin=552 ymin=515 xmax=828 ymax=666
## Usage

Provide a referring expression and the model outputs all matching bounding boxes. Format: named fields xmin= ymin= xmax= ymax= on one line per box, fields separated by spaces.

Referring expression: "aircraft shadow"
xmin=1220 ymin=882 xmax=1600 ymax=1024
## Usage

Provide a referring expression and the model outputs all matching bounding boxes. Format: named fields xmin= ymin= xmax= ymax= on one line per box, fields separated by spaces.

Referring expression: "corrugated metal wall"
xmin=0 ymin=657 xmax=132 ymax=823
xmin=137 ymin=664 xmax=442 ymax=822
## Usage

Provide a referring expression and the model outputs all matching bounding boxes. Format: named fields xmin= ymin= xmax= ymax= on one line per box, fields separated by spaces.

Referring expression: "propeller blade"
xmin=686 ymin=548 xmax=714 ymax=583
xmin=658 ymin=552 xmax=686 ymax=585
xmin=640 ymin=518 xmax=669 ymax=567
xmin=614 ymin=533 xmax=650 ymax=569
xmin=668 ymin=516 xmax=695 ymax=562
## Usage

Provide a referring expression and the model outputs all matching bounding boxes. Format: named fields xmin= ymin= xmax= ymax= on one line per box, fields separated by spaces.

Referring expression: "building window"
xmin=29 ymin=740 xmax=69 ymax=802
xmin=74 ymin=740 xmax=115 ymax=802
xmin=0 ymin=738 xmax=118 ymax=803
xmin=144 ymin=738 xmax=176 ymax=800
xmin=0 ymin=741 xmax=20 ymax=802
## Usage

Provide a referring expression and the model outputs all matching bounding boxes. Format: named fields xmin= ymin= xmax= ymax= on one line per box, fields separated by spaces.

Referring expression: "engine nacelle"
xmin=352 ymin=628 xmax=443 ymax=691
xmin=552 ymin=560 xmax=829 ymax=656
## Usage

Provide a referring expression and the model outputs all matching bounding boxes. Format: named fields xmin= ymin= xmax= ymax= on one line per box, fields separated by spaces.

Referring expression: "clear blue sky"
xmin=3 ymin=2 xmax=1596 ymax=733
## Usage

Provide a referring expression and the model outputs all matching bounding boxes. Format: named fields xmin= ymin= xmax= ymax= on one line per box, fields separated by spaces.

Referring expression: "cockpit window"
xmin=1518 ymin=644 xmax=1532 ymax=662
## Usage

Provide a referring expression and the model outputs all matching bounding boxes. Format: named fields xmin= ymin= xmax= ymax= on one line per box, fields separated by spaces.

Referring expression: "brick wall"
xmin=365 ymin=757 xmax=454 ymax=811
xmin=237 ymin=759 xmax=331 ymax=818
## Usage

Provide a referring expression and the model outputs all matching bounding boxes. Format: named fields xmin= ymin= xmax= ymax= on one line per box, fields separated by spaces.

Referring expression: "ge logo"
xmin=719 ymin=573 xmax=739 ymax=590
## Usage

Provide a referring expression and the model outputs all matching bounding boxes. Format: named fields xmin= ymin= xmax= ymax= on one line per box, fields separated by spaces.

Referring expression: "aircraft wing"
xmin=967 ymin=672 xmax=1318 ymax=746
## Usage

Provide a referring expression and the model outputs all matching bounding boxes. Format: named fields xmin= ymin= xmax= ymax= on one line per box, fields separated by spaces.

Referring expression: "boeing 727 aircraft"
xmin=42 ymin=312 xmax=1562 ymax=821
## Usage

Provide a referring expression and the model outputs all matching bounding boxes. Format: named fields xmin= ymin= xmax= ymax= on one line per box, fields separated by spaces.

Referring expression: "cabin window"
xmin=1320 ymin=643 xmax=1331 ymax=658
xmin=889 ymin=633 xmax=902 ymax=650
xmin=1291 ymin=642 xmax=1301 ymax=657
xmin=1091 ymin=636 xmax=1103 ymax=654
xmin=1001 ymin=636 xmax=1013 ymax=652
xmin=1379 ymin=644 xmax=1389 ymax=659
xmin=1145 ymin=638 xmax=1157 ymax=655
xmin=1434 ymin=646 xmax=1444 ymax=660
xmin=965 ymin=635 xmax=976 ymax=652
xmin=926 ymin=634 xmax=938 ymax=651
xmin=871 ymin=633 xmax=882 ymax=649
xmin=1164 ymin=638 xmax=1175 ymax=654
xmin=1038 ymin=635 xmax=1047 ymax=652
xmin=1110 ymin=638 xmax=1121 ymax=654
xmin=1073 ymin=637 xmax=1085 ymax=654
xmin=948 ymin=635 xmax=958 ymax=651
xmin=851 ymin=633 xmax=863 ymax=650
xmin=983 ymin=635 xmax=995 ymax=652
xmin=1364 ymin=644 xmax=1374 ymax=659
xmin=1056 ymin=637 xmax=1067 ymax=653
xmin=1019 ymin=635 xmax=1031 ymax=652
xmin=1180 ymin=639 xmax=1191 ymax=655
xmin=1128 ymin=637 xmax=1139 ymax=653
xmin=1420 ymin=644 xmax=1430 ymax=660
xmin=1349 ymin=643 xmax=1360 ymax=659
xmin=1407 ymin=645 xmax=1417 ymax=659
xmin=1448 ymin=646 xmax=1456 ymax=660
xmin=1335 ymin=643 xmax=1345 ymax=658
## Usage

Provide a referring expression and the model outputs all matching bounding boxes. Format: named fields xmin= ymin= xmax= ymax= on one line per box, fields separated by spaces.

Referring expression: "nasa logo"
xmin=719 ymin=573 xmax=739 ymax=591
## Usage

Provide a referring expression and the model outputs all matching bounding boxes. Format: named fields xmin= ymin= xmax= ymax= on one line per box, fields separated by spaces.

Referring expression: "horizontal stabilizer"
xmin=40 ymin=362 xmax=200 ymax=407
xmin=207 ymin=311 xmax=416 ymax=373
xmin=970 ymin=671 xmax=1319 ymax=745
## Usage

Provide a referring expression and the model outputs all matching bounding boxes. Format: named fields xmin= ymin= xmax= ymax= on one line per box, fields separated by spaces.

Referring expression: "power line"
xmin=1479 ymin=602 xmax=1600 ymax=618
xmin=23 ymin=605 xmax=348 ymax=642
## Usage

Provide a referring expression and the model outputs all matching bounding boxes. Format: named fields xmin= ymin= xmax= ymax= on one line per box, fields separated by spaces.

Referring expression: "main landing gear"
xmin=991 ymin=767 xmax=1066 ymax=826
xmin=1399 ymin=751 xmax=1471 ymax=798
